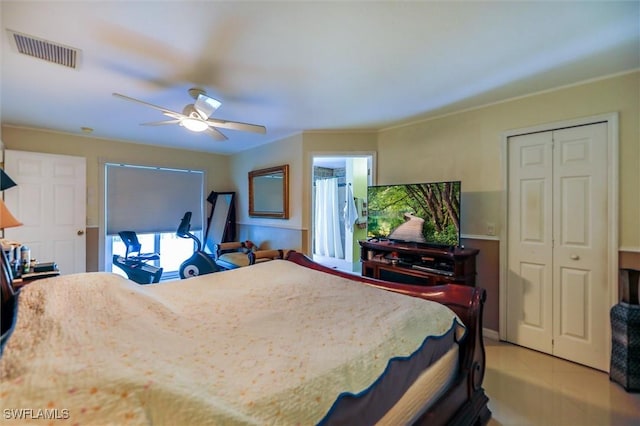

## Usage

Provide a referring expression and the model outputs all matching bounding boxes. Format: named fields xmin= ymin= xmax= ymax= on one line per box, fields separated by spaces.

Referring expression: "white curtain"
xmin=314 ymin=178 xmax=344 ymax=258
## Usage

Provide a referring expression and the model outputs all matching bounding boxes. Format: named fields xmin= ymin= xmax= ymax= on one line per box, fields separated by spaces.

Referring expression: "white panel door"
xmin=4 ymin=150 xmax=86 ymax=275
xmin=507 ymin=132 xmax=554 ymax=353
xmin=507 ymin=122 xmax=609 ymax=371
xmin=552 ymin=123 xmax=608 ymax=370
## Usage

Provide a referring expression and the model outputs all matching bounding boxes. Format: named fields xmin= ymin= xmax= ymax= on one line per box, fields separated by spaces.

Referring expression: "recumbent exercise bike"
xmin=112 ymin=231 xmax=163 ymax=284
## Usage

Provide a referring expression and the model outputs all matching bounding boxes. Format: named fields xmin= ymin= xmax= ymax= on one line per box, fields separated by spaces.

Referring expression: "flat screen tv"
xmin=367 ymin=181 xmax=461 ymax=247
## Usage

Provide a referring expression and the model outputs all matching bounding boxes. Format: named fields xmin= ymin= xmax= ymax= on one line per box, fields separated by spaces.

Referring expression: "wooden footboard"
xmin=285 ymin=251 xmax=491 ymax=425
xmin=1 ymin=249 xmax=19 ymax=348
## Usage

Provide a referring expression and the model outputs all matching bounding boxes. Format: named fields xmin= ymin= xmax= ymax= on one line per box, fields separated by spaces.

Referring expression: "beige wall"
xmin=228 ymin=131 xmax=378 ymax=253
xmin=378 ymin=71 xmax=640 ymax=249
xmin=231 ymin=134 xmax=303 ymax=229
xmin=230 ymin=134 xmax=305 ymax=250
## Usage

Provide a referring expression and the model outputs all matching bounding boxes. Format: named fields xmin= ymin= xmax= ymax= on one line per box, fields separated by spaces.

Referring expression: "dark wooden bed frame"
xmin=285 ymin=251 xmax=491 ymax=426
xmin=1 ymin=249 xmax=490 ymax=425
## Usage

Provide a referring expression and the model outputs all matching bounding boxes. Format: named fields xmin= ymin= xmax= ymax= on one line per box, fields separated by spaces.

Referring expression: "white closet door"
xmin=507 ymin=122 xmax=609 ymax=371
xmin=551 ymin=123 xmax=608 ymax=370
xmin=507 ymin=131 xmax=554 ymax=354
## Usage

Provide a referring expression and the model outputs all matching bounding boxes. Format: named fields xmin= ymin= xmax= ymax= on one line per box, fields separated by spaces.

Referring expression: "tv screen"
xmin=367 ymin=181 xmax=461 ymax=247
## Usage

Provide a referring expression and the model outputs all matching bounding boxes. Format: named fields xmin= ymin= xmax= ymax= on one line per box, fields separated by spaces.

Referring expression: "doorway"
xmin=311 ymin=154 xmax=374 ymax=274
xmin=501 ymin=114 xmax=618 ymax=372
xmin=3 ymin=150 xmax=87 ymax=275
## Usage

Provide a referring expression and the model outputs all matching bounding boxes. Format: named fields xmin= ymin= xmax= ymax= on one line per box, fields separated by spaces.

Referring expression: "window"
xmin=109 ymin=231 xmax=201 ymax=280
xmin=105 ymin=163 xmax=205 ymax=279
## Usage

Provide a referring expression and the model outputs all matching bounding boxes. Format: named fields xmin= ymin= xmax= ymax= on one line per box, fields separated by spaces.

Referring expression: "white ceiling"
xmin=1 ymin=1 xmax=638 ymax=155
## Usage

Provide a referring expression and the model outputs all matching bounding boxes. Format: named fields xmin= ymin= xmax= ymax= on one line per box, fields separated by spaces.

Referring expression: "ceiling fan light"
xmin=181 ymin=117 xmax=209 ymax=132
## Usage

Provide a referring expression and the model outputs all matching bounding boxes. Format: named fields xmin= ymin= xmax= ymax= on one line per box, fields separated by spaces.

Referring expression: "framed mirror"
xmin=249 ymin=165 xmax=289 ymax=219
xmin=204 ymin=191 xmax=236 ymax=251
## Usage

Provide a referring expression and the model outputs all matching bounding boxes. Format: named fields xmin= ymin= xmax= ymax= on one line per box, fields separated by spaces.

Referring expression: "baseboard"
xmin=483 ymin=328 xmax=500 ymax=341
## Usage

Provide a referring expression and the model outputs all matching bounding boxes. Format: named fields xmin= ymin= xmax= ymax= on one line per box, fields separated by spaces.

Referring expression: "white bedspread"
xmin=0 ymin=260 xmax=464 ymax=425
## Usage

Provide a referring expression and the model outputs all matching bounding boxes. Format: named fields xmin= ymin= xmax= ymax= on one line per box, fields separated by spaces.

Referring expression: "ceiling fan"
xmin=112 ymin=88 xmax=266 ymax=141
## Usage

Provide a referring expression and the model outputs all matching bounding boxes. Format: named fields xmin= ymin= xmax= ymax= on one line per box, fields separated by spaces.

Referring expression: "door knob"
xmin=570 ymin=254 xmax=579 ymax=260
xmin=77 ymin=230 xmax=85 ymax=236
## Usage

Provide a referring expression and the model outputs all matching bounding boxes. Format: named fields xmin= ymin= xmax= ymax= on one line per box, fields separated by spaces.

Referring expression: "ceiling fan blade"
xmin=113 ymin=93 xmax=182 ymax=116
xmin=162 ymin=111 xmax=185 ymax=120
xmin=194 ymin=94 xmax=221 ymax=119
xmin=140 ymin=119 xmax=182 ymax=126
xmin=205 ymin=127 xmax=228 ymax=141
xmin=206 ymin=118 xmax=266 ymax=134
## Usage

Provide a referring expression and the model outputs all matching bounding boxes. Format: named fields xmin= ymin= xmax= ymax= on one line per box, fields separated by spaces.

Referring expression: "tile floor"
xmin=483 ymin=339 xmax=640 ymax=425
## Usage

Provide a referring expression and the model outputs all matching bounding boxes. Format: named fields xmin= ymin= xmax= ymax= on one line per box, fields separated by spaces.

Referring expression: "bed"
xmin=0 ymin=251 xmax=490 ymax=425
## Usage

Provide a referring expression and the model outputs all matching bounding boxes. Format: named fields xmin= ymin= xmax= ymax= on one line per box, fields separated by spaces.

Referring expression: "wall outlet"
xmin=486 ymin=222 xmax=496 ymax=236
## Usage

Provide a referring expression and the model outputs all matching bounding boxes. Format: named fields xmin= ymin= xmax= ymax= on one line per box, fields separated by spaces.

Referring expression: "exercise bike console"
xmin=177 ymin=211 xmax=219 ymax=279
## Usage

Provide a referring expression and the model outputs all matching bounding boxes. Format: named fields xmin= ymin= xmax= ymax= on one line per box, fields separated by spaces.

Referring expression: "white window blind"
xmin=106 ymin=163 xmax=204 ymax=235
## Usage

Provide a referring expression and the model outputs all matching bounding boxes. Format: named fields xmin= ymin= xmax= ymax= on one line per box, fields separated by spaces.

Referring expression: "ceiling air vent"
xmin=7 ymin=30 xmax=81 ymax=69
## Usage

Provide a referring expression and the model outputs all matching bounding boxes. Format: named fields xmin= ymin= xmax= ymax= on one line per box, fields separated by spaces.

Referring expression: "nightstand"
xmin=13 ymin=266 xmax=60 ymax=290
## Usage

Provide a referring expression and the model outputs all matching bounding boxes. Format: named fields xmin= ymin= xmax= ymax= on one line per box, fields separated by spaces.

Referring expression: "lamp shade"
xmin=0 ymin=169 xmax=17 ymax=191
xmin=0 ymin=199 xmax=22 ymax=229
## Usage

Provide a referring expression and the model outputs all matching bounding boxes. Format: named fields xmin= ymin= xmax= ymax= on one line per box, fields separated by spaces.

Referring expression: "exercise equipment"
xmin=113 ymin=231 xmax=163 ymax=284
xmin=177 ymin=211 xmax=219 ymax=279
